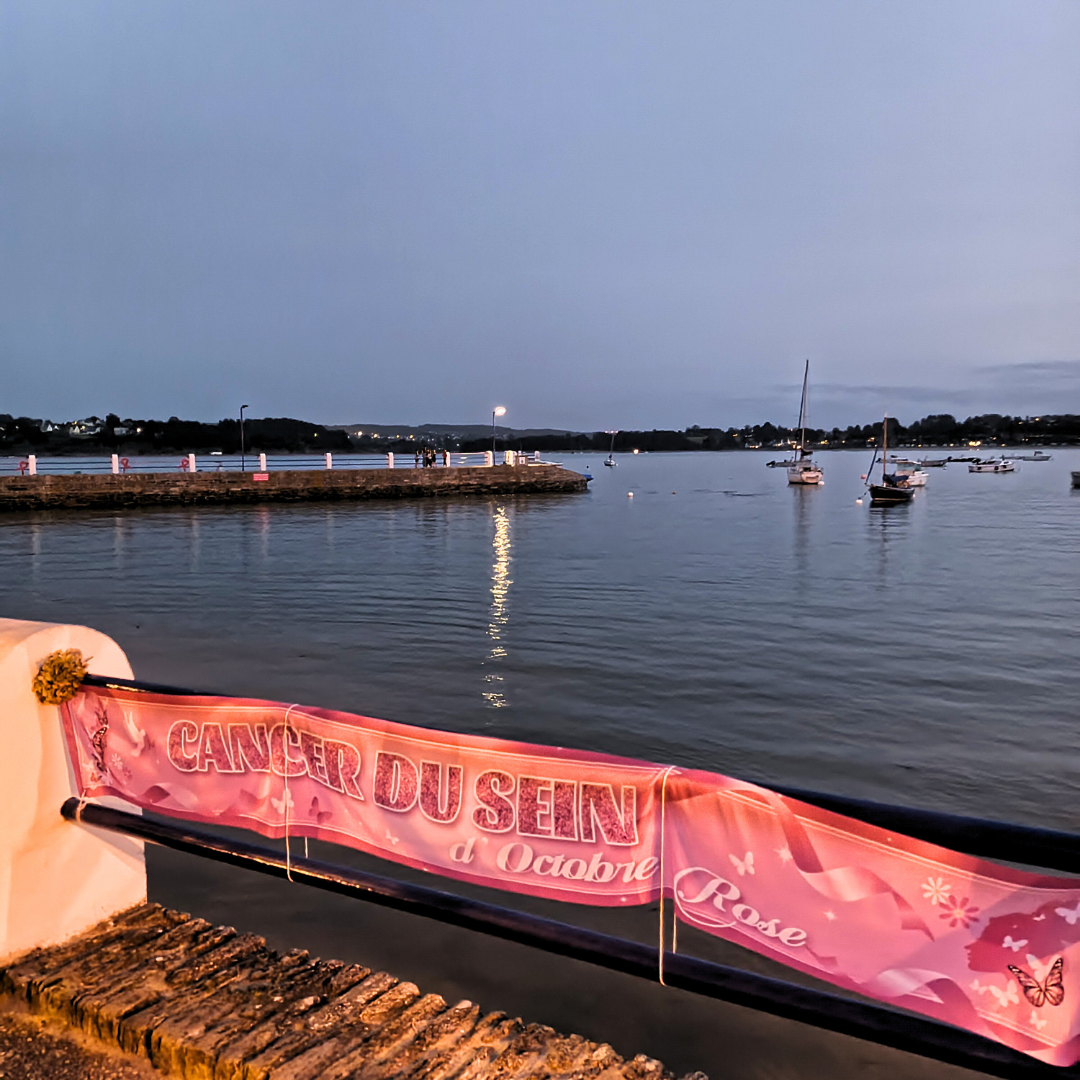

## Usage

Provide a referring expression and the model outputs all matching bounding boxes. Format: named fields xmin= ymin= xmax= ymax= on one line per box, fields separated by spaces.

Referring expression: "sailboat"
xmin=604 ymin=430 xmax=617 ymax=467
xmin=868 ymin=415 xmax=915 ymax=505
xmin=786 ymin=361 xmax=824 ymax=485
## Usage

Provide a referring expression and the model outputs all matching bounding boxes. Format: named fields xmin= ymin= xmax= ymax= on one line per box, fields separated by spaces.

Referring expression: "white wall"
xmin=0 ymin=618 xmax=146 ymax=963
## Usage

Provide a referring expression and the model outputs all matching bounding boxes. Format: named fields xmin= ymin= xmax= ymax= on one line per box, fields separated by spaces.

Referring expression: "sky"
xmin=1 ymin=1 xmax=1078 ymax=431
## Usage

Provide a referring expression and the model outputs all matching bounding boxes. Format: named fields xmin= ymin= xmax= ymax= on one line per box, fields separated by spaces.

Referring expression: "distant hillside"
xmin=330 ymin=423 xmax=582 ymax=440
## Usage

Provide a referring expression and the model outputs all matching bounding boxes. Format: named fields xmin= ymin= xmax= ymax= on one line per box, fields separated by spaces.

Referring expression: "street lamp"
xmin=492 ymin=406 xmax=506 ymax=454
xmin=240 ymin=404 xmax=249 ymax=471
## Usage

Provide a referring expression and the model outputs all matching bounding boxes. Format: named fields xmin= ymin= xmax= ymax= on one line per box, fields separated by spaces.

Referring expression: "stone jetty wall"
xmin=0 ymin=465 xmax=587 ymax=512
xmin=0 ymin=903 xmax=696 ymax=1080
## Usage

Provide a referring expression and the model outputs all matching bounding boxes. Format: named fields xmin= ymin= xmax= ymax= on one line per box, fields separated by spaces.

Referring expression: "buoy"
xmin=855 ymin=498 xmax=863 ymax=505
xmin=860 ymin=474 xmax=867 ymax=480
xmin=628 ymin=492 xmax=634 ymax=498
xmin=672 ymin=491 xmax=677 ymax=495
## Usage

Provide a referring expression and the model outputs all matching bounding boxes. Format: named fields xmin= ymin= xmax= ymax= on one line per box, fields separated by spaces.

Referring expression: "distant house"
xmin=113 ymin=427 xmax=130 ymax=436
xmin=68 ymin=417 xmax=104 ymax=436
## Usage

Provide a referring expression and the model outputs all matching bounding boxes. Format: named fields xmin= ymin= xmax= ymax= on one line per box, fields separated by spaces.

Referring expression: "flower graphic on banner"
xmin=940 ymin=895 xmax=980 ymax=929
xmin=922 ymin=876 xmax=952 ymax=906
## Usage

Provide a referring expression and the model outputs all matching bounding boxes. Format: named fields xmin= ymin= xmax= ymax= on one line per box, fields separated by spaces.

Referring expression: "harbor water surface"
xmin=3 ymin=449 xmax=1079 ymax=1079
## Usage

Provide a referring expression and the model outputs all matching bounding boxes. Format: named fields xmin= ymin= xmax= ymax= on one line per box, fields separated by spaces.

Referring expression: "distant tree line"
xmin=3 ymin=411 xmax=1080 ymax=456
xmin=0 ymin=414 xmax=352 ymax=455
xmin=472 ymin=413 xmax=1080 ymax=452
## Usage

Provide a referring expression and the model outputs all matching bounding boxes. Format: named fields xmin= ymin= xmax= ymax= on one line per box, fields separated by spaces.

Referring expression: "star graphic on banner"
xmin=776 ymin=847 xmax=793 ymax=864
xmin=824 ymin=910 xmax=837 ymax=921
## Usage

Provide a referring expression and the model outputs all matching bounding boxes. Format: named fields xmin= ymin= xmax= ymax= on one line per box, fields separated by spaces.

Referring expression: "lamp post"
xmin=492 ymin=406 xmax=506 ymax=454
xmin=240 ymin=404 xmax=249 ymax=471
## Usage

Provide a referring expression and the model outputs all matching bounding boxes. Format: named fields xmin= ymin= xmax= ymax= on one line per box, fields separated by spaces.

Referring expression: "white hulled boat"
xmin=786 ymin=361 xmax=824 ymax=485
xmin=889 ymin=458 xmax=929 ymax=487
xmin=969 ymin=459 xmax=1016 ymax=473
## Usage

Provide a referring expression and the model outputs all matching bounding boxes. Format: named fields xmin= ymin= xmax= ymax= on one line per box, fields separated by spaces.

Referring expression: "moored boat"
xmin=969 ymin=459 xmax=1016 ymax=473
xmin=868 ymin=416 xmax=914 ymax=505
xmin=786 ymin=361 xmax=824 ymax=485
xmin=604 ymin=430 xmax=617 ymax=467
xmin=889 ymin=458 xmax=929 ymax=487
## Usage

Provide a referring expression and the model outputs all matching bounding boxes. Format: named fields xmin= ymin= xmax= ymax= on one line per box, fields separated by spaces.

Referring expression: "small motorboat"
xmin=1071 ymin=471 xmax=1080 ymax=489
xmin=889 ymin=459 xmax=929 ymax=487
xmin=917 ymin=458 xmax=947 ymax=468
xmin=969 ymin=459 xmax=1016 ymax=473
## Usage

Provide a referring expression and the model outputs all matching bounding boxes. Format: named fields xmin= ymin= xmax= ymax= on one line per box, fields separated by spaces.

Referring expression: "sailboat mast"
xmin=797 ymin=360 xmax=809 ymax=454
xmin=882 ymin=414 xmax=888 ymax=481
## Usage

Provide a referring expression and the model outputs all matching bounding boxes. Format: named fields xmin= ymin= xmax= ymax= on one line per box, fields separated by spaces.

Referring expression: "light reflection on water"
xmin=2 ymin=449 xmax=1080 ymax=1080
xmin=482 ymin=505 xmax=513 ymax=708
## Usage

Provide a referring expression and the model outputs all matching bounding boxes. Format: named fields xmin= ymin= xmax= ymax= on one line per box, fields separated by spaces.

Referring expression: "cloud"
xmin=976 ymin=360 xmax=1080 ymax=386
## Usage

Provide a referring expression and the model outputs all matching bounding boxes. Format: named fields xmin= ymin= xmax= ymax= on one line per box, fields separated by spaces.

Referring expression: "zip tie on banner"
xmin=657 ymin=765 xmax=676 ymax=986
xmin=283 ymin=704 xmax=299 ymax=882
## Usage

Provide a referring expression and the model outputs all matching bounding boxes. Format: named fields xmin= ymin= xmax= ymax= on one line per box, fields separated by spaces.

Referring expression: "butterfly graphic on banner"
xmin=970 ymin=979 xmax=1019 ymax=1008
xmin=1008 ymin=957 xmax=1065 ymax=1009
xmin=1056 ymin=902 xmax=1080 ymax=926
xmin=729 ymin=851 xmax=754 ymax=876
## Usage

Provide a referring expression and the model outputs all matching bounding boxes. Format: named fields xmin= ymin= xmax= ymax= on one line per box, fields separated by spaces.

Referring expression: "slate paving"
xmin=1 ymin=904 xmax=702 ymax=1080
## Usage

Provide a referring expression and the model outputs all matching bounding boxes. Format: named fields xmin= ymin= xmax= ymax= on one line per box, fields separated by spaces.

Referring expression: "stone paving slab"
xmin=1 ymin=905 xmax=703 ymax=1080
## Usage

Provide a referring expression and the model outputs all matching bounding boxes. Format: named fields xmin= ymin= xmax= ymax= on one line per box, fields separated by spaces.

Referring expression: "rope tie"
xmin=282 ymin=704 xmax=299 ymax=881
xmin=657 ymin=766 xmax=676 ymax=986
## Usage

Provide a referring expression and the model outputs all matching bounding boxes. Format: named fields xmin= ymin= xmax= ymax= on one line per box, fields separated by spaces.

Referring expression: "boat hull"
xmin=969 ymin=461 xmax=1015 ymax=473
xmin=893 ymin=470 xmax=928 ymax=486
xmin=869 ymin=484 xmax=914 ymax=505
xmin=787 ymin=466 xmax=823 ymax=485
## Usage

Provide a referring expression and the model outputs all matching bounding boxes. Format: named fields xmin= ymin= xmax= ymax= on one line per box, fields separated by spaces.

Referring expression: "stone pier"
xmin=0 ymin=465 xmax=588 ymax=512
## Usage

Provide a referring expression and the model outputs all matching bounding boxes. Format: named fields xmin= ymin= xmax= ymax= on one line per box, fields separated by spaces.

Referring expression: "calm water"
xmin=3 ymin=449 xmax=1079 ymax=1079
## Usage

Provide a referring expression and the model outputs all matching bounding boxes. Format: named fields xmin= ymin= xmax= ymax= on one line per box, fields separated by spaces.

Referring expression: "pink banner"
xmin=62 ymin=687 xmax=1080 ymax=1066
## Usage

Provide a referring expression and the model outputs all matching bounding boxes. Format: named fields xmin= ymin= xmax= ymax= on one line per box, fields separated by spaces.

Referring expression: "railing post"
xmin=504 ymin=450 xmax=515 ymax=466
xmin=111 ymin=454 xmax=120 ymax=475
xmin=259 ymin=453 xmax=267 ymax=472
xmin=387 ymin=452 xmax=394 ymax=469
xmin=187 ymin=453 xmax=197 ymax=473
xmin=27 ymin=455 xmax=37 ymax=476
xmin=533 ymin=450 xmax=540 ymax=462
xmin=325 ymin=452 xmax=333 ymax=469
xmin=484 ymin=451 xmax=494 ymax=467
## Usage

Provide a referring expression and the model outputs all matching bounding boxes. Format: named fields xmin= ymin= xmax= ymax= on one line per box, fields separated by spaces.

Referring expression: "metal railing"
xmin=0 ymin=450 xmax=548 ymax=477
xmin=73 ymin=672 xmax=1080 ymax=1079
